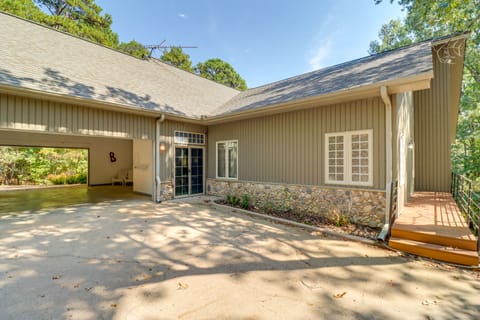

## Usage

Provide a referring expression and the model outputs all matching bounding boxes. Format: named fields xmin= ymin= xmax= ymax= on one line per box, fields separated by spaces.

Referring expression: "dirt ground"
xmin=0 ymin=196 xmax=479 ymax=319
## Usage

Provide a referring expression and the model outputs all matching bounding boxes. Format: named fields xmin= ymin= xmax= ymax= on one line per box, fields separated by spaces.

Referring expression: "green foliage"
xmin=226 ymin=194 xmax=241 ymax=206
xmin=372 ymin=0 xmax=480 ymax=183
xmin=48 ymin=172 xmax=87 ymax=185
xmin=1 ymin=0 xmax=148 ymax=58
xmin=194 ymin=58 xmax=247 ymax=91
xmin=261 ymin=201 xmax=275 ymax=214
xmin=241 ymin=193 xmax=250 ymax=209
xmin=0 ymin=0 xmax=47 ymax=21
xmin=333 ymin=211 xmax=350 ymax=227
xmin=0 ymin=147 xmax=88 ymax=185
xmin=161 ymin=47 xmax=194 ymax=72
xmin=117 ymin=40 xmax=149 ymax=59
xmin=33 ymin=0 xmax=119 ymax=47
xmin=368 ymin=18 xmax=414 ymax=54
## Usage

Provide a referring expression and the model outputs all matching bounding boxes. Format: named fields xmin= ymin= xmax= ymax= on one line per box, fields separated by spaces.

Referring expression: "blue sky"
xmin=95 ymin=0 xmax=405 ymax=88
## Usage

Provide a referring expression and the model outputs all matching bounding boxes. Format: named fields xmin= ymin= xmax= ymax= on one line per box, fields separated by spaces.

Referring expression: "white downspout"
xmin=154 ymin=114 xmax=165 ymax=203
xmin=378 ymin=86 xmax=393 ymax=241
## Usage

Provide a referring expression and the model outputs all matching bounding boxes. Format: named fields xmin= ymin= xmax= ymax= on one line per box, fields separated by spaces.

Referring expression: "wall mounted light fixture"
xmin=159 ymin=143 xmax=166 ymax=152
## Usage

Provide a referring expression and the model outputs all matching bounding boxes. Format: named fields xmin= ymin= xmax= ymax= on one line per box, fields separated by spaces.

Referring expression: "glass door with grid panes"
xmin=175 ymin=147 xmax=204 ymax=197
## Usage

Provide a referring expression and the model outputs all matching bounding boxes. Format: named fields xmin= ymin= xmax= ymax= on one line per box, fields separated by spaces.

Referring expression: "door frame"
xmin=174 ymin=145 xmax=205 ymax=198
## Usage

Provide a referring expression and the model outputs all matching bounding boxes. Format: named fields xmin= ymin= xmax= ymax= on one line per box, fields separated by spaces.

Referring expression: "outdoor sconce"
xmin=408 ymin=141 xmax=414 ymax=150
xmin=159 ymin=143 xmax=166 ymax=152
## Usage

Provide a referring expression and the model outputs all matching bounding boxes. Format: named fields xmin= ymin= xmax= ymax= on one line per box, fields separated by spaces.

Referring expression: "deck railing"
xmin=451 ymin=172 xmax=480 ymax=251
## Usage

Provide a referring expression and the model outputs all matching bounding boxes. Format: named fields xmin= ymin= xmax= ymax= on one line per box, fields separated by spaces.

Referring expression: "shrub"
xmin=241 ymin=193 xmax=250 ymax=209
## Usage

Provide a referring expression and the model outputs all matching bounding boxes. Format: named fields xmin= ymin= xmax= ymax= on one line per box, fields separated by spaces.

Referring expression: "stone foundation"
xmin=159 ymin=181 xmax=174 ymax=201
xmin=207 ymin=179 xmax=386 ymax=228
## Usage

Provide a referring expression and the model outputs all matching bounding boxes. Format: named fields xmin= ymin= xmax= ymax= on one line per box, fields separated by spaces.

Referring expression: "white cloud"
xmin=178 ymin=13 xmax=187 ymax=19
xmin=308 ymin=39 xmax=332 ymax=70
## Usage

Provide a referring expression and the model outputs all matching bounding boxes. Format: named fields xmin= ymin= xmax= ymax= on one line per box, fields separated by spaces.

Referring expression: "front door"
xmin=175 ymin=147 xmax=204 ymax=197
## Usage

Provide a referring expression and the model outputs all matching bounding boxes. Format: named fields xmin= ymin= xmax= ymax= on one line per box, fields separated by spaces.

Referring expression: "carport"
xmin=0 ymin=92 xmax=157 ymax=198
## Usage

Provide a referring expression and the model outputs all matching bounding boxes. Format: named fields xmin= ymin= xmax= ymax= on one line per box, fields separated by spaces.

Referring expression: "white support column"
xmin=377 ymin=86 xmax=393 ymax=241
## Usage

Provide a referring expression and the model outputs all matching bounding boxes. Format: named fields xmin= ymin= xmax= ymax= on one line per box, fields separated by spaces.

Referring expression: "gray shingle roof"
xmin=215 ymin=41 xmax=433 ymax=115
xmin=0 ymin=12 xmax=239 ymax=118
xmin=1 ymin=12 xmax=449 ymax=120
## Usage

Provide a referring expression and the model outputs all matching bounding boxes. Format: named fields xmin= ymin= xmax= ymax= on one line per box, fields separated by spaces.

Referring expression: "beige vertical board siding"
xmin=0 ymin=93 xmax=155 ymax=140
xmin=208 ymin=97 xmax=386 ymax=189
xmin=158 ymin=120 xmax=207 ymax=182
xmin=414 ymin=52 xmax=453 ymax=191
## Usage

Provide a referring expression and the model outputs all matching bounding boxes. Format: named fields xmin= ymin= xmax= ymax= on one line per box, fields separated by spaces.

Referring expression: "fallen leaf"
xmin=333 ymin=291 xmax=347 ymax=298
xmin=73 ymin=284 xmax=80 ymax=288
xmin=110 ymin=304 xmax=117 ymax=308
xmin=422 ymin=299 xmax=441 ymax=306
xmin=52 ymin=275 xmax=61 ymax=280
xmin=177 ymin=282 xmax=189 ymax=290
xmin=84 ymin=287 xmax=93 ymax=291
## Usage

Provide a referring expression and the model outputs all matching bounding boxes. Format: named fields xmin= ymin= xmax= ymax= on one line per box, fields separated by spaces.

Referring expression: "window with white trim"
xmin=216 ymin=140 xmax=238 ymax=179
xmin=174 ymin=131 xmax=205 ymax=145
xmin=325 ymin=130 xmax=372 ymax=186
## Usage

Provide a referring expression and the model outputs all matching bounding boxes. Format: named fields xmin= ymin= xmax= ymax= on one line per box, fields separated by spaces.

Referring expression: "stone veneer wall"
xmin=159 ymin=181 xmax=174 ymax=201
xmin=207 ymin=179 xmax=386 ymax=228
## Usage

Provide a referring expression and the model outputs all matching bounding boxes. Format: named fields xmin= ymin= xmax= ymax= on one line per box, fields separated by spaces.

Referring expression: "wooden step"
xmin=389 ymin=237 xmax=479 ymax=266
xmin=391 ymin=227 xmax=477 ymax=251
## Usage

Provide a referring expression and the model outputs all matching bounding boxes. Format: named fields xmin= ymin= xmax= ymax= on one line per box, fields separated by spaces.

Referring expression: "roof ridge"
xmin=0 ymin=10 xmax=145 ymax=61
xmin=0 ymin=10 xmax=240 ymax=95
xmin=148 ymin=58 xmax=241 ymax=93
xmin=242 ymin=32 xmax=467 ymax=93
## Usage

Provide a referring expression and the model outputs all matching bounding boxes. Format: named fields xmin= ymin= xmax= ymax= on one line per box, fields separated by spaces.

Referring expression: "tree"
xmin=194 ymin=58 xmax=247 ymax=91
xmin=0 ymin=0 xmax=48 ymax=22
xmin=1 ymin=0 xmax=148 ymax=58
xmin=117 ymin=40 xmax=149 ymax=59
xmin=34 ymin=0 xmax=119 ymax=47
xmin=368 ymin=18 xmax=413 ymax=54
xmin=372 ymin=0 xmax=480 ymax=182
xmin=160 ymin=47 xmax=194 ymax=72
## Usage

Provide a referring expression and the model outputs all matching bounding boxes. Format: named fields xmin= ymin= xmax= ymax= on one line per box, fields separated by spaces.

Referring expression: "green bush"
xmin=241 ymin=194 xmax=250 ymax=209
xmin=48 ymin=173 xmax=87 ymax=185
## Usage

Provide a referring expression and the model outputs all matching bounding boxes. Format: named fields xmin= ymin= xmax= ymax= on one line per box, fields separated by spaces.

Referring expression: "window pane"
xmin=351 ymin=132 xmax=370 ymax=184
xmin=327 ymin=134 xmax=344 ymax=182
xmin=228 ymin=142 xmax=238 ymax=178
xmin=217 ymin=143 xmax=226 ymax=178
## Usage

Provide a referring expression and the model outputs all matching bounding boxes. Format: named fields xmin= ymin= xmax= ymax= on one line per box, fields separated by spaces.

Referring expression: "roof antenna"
xmin=144 ymin=40 xmax=197 ymax=58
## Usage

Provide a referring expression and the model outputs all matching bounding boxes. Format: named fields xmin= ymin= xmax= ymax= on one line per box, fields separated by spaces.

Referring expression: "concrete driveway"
xmin=0 ymin=197 xmax=478 ymax=320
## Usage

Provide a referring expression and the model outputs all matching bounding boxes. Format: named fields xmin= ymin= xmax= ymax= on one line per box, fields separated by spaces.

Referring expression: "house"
xmin=0 ymin=12 xmax=468 ymax=229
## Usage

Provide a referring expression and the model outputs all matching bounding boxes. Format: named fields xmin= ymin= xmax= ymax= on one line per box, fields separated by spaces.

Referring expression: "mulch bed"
xmin=215 ymin=200 xmax=380 ymax=240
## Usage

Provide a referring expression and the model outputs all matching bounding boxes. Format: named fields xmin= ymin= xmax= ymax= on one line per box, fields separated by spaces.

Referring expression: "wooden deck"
xmin=389 ymin=192 xmax=479 ymax=266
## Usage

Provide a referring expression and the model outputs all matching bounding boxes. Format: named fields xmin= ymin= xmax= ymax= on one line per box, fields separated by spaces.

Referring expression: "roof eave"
xmin=0 ymin=83 xmax=164 ymax=118
xmin=203 ymin=71 xmax=433 ymax=125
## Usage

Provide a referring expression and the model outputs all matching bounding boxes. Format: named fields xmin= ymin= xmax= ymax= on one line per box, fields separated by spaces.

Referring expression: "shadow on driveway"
xmin=0 ymin=198 xmax=478 ymax=319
